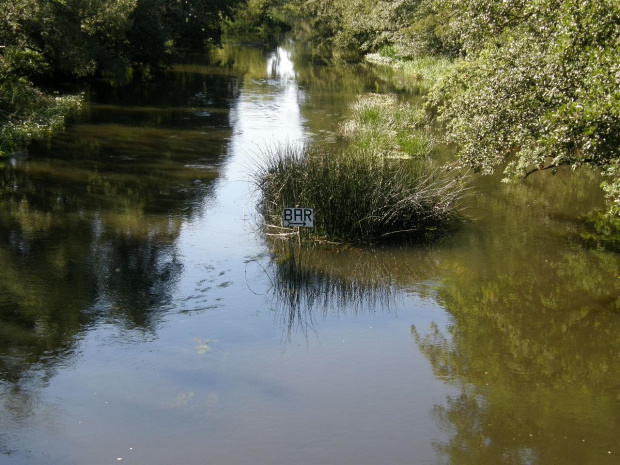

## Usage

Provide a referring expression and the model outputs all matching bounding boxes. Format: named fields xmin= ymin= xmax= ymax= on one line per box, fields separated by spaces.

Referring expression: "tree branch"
xmin=524 ymin=158 xmax=610 ymax=179
xmin=523 ymin=164 xmax=558 ymax=179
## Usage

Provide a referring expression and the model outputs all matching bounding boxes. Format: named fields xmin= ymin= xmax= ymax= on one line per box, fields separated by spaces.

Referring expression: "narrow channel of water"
xmin=1 ymin=37 xmax=619 ymax=465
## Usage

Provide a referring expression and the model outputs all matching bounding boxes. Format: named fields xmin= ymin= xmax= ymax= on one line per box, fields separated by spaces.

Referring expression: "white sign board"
xmin=283 ymin=208 xmax=314 ymax=227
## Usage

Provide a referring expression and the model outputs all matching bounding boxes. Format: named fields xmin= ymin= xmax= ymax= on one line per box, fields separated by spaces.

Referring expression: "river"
xmin=0 ymin=37 xmax=619 ymax=465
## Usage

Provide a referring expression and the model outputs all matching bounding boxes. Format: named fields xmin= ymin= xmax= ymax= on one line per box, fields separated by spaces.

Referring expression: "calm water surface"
xmin=0 ymin=38 xmax=619 ymax=465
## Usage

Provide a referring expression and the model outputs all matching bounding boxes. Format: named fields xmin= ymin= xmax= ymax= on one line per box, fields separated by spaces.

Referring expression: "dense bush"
xmin=429 ymin=0 xmax=620 ymax=216
xmin=0 ymin=73 xmax=82 ymax=156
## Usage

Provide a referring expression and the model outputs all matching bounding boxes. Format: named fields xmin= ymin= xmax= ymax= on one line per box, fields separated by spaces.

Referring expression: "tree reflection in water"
xmin=0 ymin=165 xmax=187 ymax=427
xmin=412 ymin=245 xmax=620 ymax=465
xmin=0 ymin=54 xmax=236 ymax=422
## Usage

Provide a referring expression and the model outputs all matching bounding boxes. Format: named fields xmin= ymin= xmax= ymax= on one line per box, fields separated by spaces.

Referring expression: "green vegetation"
xmin=289 ymin=0 xmax=437 ymax=61
xmin=254 ymin=144 xmax=463 ymax=243
xmin=340 ymin=93 xmax=435 ymax=159
xmin=254 ymin=94 xmax=467 ymax=244
xmin=289 ymin=0 xmax=620 ymax=220
xmin=366 ymin=52 xmax=453 ymax=84
xmin=0 ymin=74 xmax=82 ymax=156
xmin=222 ymin=0 xmax=291 ymax=43
xmin=0 ymin=0 xmax=244 ymax=155
xmin=429 ymin=0 xmax=620 ymax=217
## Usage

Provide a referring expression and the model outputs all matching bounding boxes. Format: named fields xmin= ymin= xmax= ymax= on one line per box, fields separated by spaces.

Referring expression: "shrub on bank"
xmin=0 ymin=74 xmax=82 ymax=156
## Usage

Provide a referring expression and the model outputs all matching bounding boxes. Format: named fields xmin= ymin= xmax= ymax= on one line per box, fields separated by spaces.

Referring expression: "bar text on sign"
xmin=283 ymin=208 xmax=314 ymax=227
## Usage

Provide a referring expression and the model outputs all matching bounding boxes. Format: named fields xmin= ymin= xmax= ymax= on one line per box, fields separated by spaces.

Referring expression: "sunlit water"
xmin=1 ymin=39 xmax=619 ymax=465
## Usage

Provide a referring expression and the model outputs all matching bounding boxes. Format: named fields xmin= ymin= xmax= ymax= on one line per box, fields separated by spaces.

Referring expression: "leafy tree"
xmin=126 ymin=0 xmax=174 ymax=67
xmin=0 ymin=0 xmax=138 ymax=155
xmin=164 ymin=0 xmax=239 ymax=47
xmin=429 ymin=0 xmax=620 ymax=216
xmin=221 ymin=0 xmax=291 ymax=40
xmin=0 ymin=0 xmax=245 ymax=155
xmin=1 ymin=0 xmax=138 ymax=78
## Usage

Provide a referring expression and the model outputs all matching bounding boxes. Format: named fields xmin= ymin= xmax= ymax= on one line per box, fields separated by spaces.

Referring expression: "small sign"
xmin=283 ymin=208 xmax=314 ymax=227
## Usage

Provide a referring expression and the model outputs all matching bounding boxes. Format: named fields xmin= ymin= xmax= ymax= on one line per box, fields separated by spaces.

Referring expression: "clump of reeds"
xmin=253 ymin=143 xmax=465 ymax=243
xmin=252 ymin=93 xmax=467 ymax=244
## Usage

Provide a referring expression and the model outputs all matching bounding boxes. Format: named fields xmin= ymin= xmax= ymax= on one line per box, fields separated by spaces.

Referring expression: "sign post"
xmin=283 ymin=208 xmax=313 ymax=245
xmin=283 ymin=208 xmax=314 ymax=228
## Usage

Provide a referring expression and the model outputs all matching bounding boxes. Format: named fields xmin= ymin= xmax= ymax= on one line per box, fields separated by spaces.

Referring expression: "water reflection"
xmin=0 ymin=37 xmax=457 ymax=465
xmin=276 ymin=38 xmax=421 ymax=143
xmin=410 ymin=170 xmax=620 ymax=464
xmin=1 ymin=34 xmax=619 ymax=465
xmin=264 ymin=240 xmax=402 ymax=340
xmin=0 ymin=52 xmax=237 ymax=403
xmin=412 ymin=254 xmax=620 ymax=463
xmin=256 ymin=155 xmax=620 ymax=463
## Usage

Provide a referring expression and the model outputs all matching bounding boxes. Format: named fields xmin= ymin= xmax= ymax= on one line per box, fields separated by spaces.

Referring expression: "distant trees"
xmin=222 ymin=0 xmax=290 ymax=40
xmin=290 ymin=0 xmax=422 ymax=60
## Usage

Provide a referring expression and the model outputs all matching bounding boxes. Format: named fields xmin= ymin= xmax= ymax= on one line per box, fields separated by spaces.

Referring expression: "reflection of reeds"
xmin=267 ymin=238 xmax=398 ymax=340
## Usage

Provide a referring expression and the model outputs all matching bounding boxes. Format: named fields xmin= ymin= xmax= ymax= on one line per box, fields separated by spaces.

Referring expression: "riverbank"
xmin=0 ymin=0 xmax=250 ymax=157
xmin=360 ymin=47 xmax=620 ymax=250
xmin=285 ymin=0 xmax=620 ymax=221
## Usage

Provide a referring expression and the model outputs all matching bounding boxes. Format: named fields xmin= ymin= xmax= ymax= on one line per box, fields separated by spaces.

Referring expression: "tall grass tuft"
xmin=339 ymin=93 xmax=435 ymax=159
xmin=253 ymin=142 xmax=466 ymax=244
xmin=366 ymin=52 xmax=454 ymax=84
